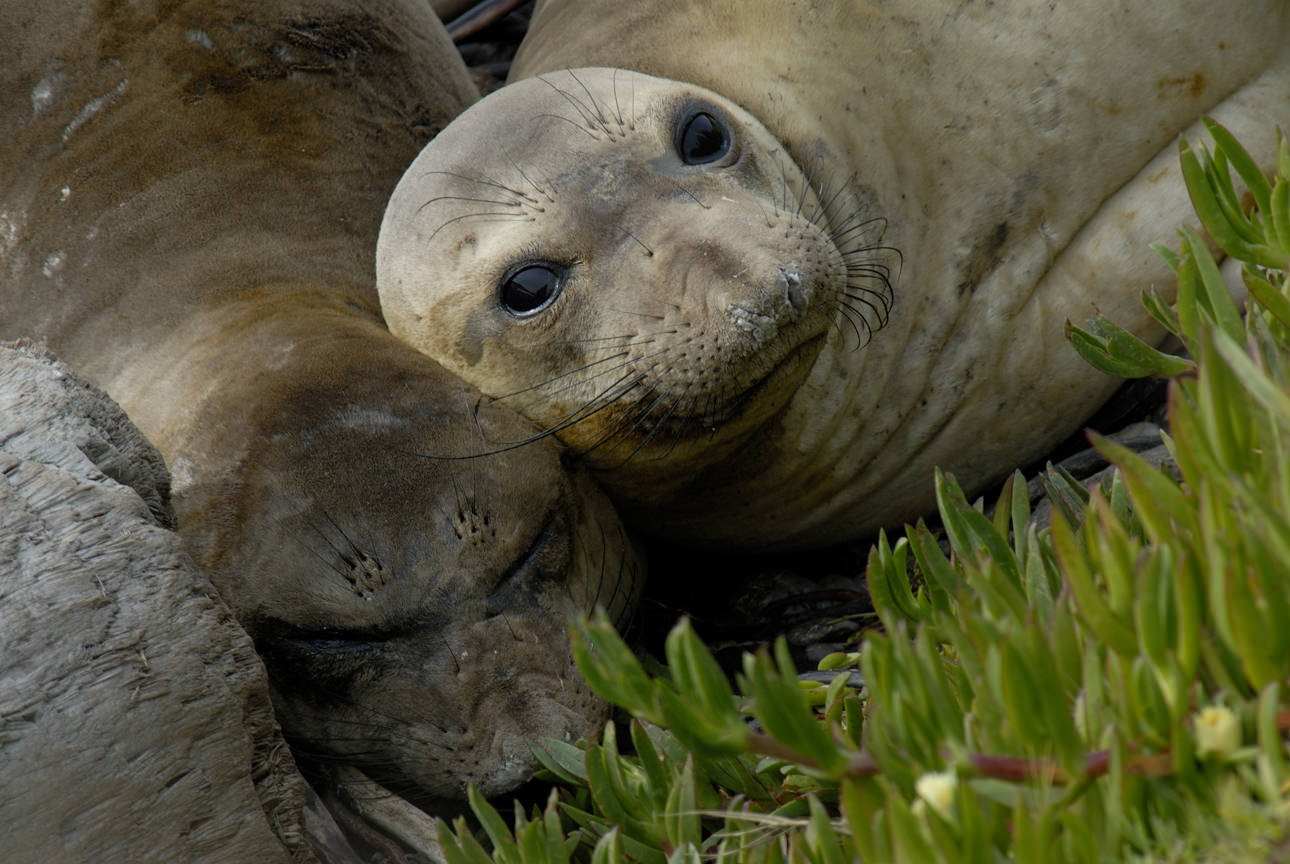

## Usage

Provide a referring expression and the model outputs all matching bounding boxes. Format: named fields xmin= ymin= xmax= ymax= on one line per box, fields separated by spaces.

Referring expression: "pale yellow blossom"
xmin=914 ymin=771 xmax=957 ymax=819
xmin=1194 ymin=705 xmax=1240 ymax=758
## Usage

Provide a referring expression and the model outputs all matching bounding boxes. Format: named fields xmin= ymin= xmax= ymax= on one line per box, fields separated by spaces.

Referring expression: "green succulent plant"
xmin=436 ymin=121 xmax=1290 ymax=863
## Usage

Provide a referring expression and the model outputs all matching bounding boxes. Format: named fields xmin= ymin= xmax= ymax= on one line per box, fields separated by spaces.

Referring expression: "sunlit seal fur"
xmin=0 ymin=0 xmax=642 ymax=804
xmin=377 ymin=0 xmax=1290 ymax=549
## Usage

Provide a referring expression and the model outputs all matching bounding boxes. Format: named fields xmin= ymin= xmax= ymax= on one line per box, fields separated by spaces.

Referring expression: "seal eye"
xmin=500 ymin=264 xmax=562 ymax=315
xmin=676 ymin=110 xmax=730 ymax=165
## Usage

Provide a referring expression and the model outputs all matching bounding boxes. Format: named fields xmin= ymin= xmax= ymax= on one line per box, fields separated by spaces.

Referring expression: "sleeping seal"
xmin=0 ymin=0 xmax=642 ymax=803
xmin=376 ymin=0 xmax=1290 ymax=549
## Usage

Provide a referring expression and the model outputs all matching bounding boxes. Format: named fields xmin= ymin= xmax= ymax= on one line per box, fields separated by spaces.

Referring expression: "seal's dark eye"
xmin=676 ymin=110 xmax=730 ymax=165
xmin=500 ymin=264 xmax=562 ymax=315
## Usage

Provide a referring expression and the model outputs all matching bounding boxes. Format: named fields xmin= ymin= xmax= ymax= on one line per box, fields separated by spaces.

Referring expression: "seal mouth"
xmin=582 ymin=332 xmax=825 ymax=464
xmin=659 ymin=332 xmax=826 ymax=435
xmin=716 ymin=332 xmax=826 ymax=422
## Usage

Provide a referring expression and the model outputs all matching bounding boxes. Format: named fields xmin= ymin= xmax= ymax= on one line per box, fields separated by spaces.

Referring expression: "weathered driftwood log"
xmin=0 ymin=343 xmax=314 ymax=863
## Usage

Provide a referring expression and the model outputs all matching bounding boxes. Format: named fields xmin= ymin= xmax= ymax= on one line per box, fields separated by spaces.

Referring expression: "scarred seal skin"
xmin=0 ymin=0 xmax=642 ymax=803
xmin=377 ymin=0 xmax=1290 ymax=550
xmin=1 ymin=343 xmax=312 ymax=863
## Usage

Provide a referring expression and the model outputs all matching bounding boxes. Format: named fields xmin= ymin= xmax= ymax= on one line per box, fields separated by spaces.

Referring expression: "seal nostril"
xmin=779 ymin=267 xmax=806 ymax=316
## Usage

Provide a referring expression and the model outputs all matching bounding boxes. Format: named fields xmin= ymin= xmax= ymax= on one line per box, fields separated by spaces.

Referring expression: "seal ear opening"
xmin=674 ymin=104 xmax=733 ymax=165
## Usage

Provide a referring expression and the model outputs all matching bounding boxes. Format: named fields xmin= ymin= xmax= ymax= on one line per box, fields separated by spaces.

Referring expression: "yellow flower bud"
xmin=1194 ymin=705 xmax=1241 ymax=758
xmin=914 ymin=770 xmax=957 ymax=819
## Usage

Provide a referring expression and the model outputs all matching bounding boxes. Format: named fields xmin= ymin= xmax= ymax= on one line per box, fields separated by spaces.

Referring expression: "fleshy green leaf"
xmin=1203 ymin=118 xmax=1273 ymax=218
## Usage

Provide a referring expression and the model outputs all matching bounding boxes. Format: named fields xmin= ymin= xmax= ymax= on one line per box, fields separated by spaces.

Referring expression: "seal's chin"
xmin=460 ymin=688 xmax=609 ymax=797
xmin=576 ymin=329 xmax=827 ymax=473
xmin=699 ymin=332 xmax=828 ymax=429
xmin=650 ymin=330 xmax=828 ymax=441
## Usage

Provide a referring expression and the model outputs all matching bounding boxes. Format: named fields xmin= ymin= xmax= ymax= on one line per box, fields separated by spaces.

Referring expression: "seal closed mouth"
xmin=638 ymin=330 xmax=828 ymax=437
xmin=704 ymin=332 xmax=827 ymax=425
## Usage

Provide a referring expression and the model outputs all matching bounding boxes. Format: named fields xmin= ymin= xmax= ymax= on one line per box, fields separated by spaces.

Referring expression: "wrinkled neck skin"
xmin=513 ymin=0 xmax=1290 ymax=548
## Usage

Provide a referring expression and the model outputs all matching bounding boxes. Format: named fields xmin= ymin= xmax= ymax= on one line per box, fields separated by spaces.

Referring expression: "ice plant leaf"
xmin=1203 ymin=117 xmax=1273 ymax=217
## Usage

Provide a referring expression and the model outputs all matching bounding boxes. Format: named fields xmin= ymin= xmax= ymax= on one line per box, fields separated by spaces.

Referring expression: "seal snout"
xmin=721 ymin=264 xmax=814 ymax=344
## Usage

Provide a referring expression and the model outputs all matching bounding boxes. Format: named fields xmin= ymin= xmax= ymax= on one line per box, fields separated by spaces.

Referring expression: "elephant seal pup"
xmin=0 ymin=0 xmax=642 ymax=806
xmin=377 ymin=0 xmax=1290 ymax=549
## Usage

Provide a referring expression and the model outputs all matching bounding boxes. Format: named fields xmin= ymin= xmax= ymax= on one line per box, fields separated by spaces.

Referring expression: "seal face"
xmin=378 ymin=69 xmax=895 ymax=494
xmin=242 ymin=383 xmax=639 ymax=800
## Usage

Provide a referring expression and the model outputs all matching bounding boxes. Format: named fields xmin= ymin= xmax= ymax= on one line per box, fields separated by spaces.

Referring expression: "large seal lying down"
xmin=0 ymin=344 xmax=311 ymax=863
xmin=0 ymin=0 xmax=641 ymax=805
xmin=377 ymin=0 xmax=1290 ymax=549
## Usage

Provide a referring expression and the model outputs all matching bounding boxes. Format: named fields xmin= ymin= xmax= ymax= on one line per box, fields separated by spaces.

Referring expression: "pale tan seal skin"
xmin=377 ymin=0 xmax=1290 ymax=549
xmin=0 ymin=0 xmax=642 ymax=806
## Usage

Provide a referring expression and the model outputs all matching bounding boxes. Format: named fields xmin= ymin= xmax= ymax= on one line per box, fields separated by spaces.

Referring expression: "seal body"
xmin=0 ymin=0 xmax=641 ymax=802
xmin=0 ymin=344 xmax=310 ymax=864
xmin=377 ymin=0 xmax=1290 ymax=549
